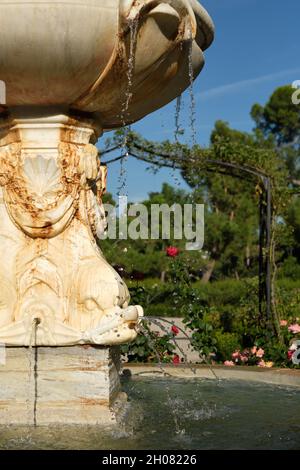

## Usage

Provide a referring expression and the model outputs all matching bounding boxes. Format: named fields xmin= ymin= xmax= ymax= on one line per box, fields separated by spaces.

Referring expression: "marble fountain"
xmin=0 ymin=0 xmax=214 ymax=425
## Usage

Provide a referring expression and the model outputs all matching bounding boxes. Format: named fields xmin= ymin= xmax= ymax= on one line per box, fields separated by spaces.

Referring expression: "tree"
xmin=251 ymin=85 xmax=300 ymax=146
xmin=101 ymin=85 xmax=295 ymax=288
xmin=182 ymin=121 xmax=260 ymax=282
xmin=251 ymin=85 xmax=300 ymax=183
xmin=100 ymin=183 xmax=204 ymax=282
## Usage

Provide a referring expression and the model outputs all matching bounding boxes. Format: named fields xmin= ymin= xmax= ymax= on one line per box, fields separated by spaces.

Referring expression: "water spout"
xmin=27 ymin=317 xmax=40 ymax=427
xmin=188 ymin=25 xmax=197 ymax=150
xmin=118 ymin=15 xmax=140 ymax=196
xmin=171 ymin=95 xmax=183 ymax=187
xmin=174 ymin=95 xmax=182 ymax=144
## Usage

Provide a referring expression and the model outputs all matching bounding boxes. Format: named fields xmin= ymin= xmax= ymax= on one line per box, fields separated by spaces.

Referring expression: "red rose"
xmin=166 ymin=246 xmax=179 ymax=257
xmin=287 ymin=350 xmax=294 ymax=360
xmin=171 ymin=325 xmax=180 ymax=336
xmin=172 ymin=355 xmax=180 ymax=364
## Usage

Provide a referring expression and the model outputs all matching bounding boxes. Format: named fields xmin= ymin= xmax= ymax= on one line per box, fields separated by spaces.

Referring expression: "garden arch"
xmin=101 ymin=137 xmax=279 ymax=332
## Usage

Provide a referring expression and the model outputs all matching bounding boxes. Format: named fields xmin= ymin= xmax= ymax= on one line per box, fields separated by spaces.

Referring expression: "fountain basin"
xmin=0 ymin=372 xmax=299 ymax=449
xmin=0 ymin=0 xmax=214 ymax=128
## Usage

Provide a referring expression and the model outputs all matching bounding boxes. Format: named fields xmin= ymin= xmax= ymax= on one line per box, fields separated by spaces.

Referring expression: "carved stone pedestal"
xmin=0 ymin=108 xmax=141 ymax=425
xmin=0 ymin=346 xmax=126 ymax=425
xmin=0 ymin=108 xmax=142 ymax=347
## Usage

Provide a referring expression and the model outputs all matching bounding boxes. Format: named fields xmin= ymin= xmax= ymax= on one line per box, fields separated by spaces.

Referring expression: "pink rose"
xmin=224 ymin=360 xmax=235 ymax=367
xmin=166 ymin=246 xmax=179 ymax=258
xmin=288 ymin=324 xmax=300 ymax=334
xmin=258 ymin=360 xmax=266 ymax=367
xmin=280 ymin=320 xmax=288 ymax=327
xmin=256 ymin=348 xmax=265 ymax=358
xmin=251 ymin=346 xmax=257 ymax=355
xmin=240 ymin=354 xmax=248 ymax=363
xmin=231 ymin=351 xmax=240 ymax=360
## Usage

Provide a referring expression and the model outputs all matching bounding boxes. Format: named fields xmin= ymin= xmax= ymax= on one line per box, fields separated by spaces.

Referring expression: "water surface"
xmin=0 ymin=377 xmax=299 ymax=450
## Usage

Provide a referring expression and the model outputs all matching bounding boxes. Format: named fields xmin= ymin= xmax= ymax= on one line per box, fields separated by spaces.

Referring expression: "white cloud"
xmin=197 ymin=68 xmax=300 ymax=101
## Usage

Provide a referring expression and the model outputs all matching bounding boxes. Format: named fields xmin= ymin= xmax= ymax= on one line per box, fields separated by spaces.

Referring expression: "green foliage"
xmin=275 ymin=281 xmax=300 ymax=322
xmin=251 ymin=85 xmax=300 ymax=184
xmin=104 ymin=119 xmax=291 ymax=288
xmin=120 ymin=320 xmax=176 ymax=363
xmin=194 ymin=279 xmax=247 ymax=307
xmin=123 ymin=273 xmax=300 ymax=366
xmin=102 ymin=85 xmax=300 ymax=367
xmin=101 ymin=182 xmax=206 ymax=280
xmin=230 ymin=277 xmax=262 ymax=341
xmin=251 ymin=85 xmax=300 ymax=147
xmin=279 ymin=256 xmax=300 ymax=280
xmin=285 ymin=197 xmax=300 ymax=261
xmin=214 ymin=331 xmax=242 ymax=362
xmin=183 ymin=307 xmax=217 ymax=357
xmin=129 ymin=277 xmax=250 ymax=320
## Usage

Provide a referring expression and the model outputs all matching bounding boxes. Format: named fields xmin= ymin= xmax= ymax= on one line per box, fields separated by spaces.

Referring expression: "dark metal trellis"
xmin=101 ymin=142 xmax=273 ymax=324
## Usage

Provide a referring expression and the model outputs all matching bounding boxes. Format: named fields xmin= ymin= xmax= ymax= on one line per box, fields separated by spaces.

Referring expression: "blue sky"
xmin=101 ymin=0 xmax=300 ymax=202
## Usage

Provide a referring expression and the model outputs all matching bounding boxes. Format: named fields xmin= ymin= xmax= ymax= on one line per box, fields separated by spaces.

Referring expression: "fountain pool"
xmin=1 ymin=377 xmax=299 ymax=450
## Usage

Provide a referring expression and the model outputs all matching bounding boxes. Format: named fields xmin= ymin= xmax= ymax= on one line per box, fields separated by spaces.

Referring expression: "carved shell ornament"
xmin=0 ymin=142 xmax=105 ymax=239
xmin=22 ymin=157 xmax=63 ymax=208
xmin=2 ymin=146 xmax=77 ymax=239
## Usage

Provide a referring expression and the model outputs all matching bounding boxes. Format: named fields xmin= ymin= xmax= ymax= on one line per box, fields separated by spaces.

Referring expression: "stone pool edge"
xmin=122 ymin=364 xmax=300 ymax=388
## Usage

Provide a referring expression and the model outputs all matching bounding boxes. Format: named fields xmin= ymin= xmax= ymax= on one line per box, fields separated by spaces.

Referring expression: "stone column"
xmin=0 ymin=108 xmax=142 ymax=425
xmin=0 ymin=346 xmax=127 ymax=425
xmin=0 ymin=108 xmax=142 ymax=347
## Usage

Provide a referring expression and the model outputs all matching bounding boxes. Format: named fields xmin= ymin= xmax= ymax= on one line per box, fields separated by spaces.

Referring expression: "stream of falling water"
xmin=170 ymin=25 xmax=197 ymax=190
xmin=185 ymin=24 xmax=198 ymax=212
xmin=27 ymin=318 xmax=40 ymax=426
xmin=118 ymin=16 xmax=139 ymax=196
xmin=188 ymin=26 xmax=196 ymax=150
xmin=171 ymin=96 xmax=182 ymax=187
xmin=134 ymin=318 xmax=219 ymax=438
xmin=174 ymin=95 xmax=182 ymax=144
xmin=139 ymin=323 xmax=184 ymax=436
